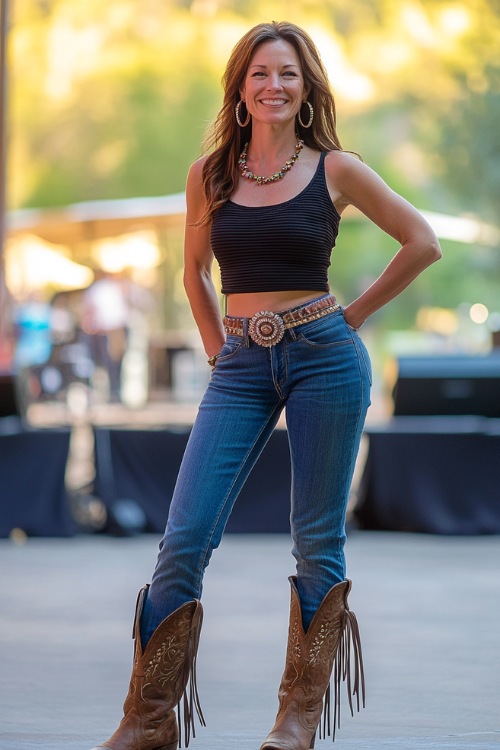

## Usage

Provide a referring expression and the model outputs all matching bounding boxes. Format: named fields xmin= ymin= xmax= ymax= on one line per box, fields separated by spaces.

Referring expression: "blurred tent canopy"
xmin=5 ymin=234 xmax=94 ymax=297
xmin=7 ymin=192 xmax=186 ymax=246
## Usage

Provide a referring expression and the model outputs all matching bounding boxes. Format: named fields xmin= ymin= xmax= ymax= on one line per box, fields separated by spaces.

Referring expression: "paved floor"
xmin=1 ymin=531 xmax=499 ymax=749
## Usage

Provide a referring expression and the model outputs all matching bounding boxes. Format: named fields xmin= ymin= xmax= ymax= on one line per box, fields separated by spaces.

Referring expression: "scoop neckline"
xmin=228 ymin=151 xmax=326 ymax=210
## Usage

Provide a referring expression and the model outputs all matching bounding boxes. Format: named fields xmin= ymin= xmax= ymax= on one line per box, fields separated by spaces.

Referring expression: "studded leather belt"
xmin=223 ymin=295 xmax=339 ymax=347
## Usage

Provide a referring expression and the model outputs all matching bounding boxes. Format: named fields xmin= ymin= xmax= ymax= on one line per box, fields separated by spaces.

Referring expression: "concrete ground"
xmin=1 ymin=531 xmax=499 ymax=750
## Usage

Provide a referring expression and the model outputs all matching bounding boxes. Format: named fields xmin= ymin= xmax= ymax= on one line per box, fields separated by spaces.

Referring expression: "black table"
xmin=93 ymin=426 xmax=292 ymax=534
xmin=0 ymin=418 xmax=74 ymax=537
xmin=355 ymin=417 xmax=500 ymax=534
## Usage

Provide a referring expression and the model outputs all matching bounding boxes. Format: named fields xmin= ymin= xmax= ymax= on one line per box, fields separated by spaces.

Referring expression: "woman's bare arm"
xmin=326 ymin=151 xmax=442 ymax=330
xmin=183 ymin=158 xmax=226 ymax=358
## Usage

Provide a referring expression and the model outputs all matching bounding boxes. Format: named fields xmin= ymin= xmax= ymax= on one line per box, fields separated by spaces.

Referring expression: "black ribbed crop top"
xmin=210 ymin=151 xmax=340 ymax=294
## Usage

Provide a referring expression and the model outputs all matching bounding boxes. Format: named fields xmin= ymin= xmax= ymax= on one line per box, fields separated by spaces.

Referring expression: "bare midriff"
xmin=226 ymin=290 xmax=328 ymax=318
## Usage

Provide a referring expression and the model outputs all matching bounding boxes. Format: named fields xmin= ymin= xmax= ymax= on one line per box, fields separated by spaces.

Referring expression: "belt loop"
xmin=242 ymin=318 xmax=250 ymax=347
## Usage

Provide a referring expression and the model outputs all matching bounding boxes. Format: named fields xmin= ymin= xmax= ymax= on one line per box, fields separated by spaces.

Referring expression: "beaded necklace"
xmin=238 ymin=138 xmax=304 ymax=186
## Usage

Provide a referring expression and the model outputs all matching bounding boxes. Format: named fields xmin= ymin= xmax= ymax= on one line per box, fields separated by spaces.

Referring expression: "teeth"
xmin=261 ymin=99 xmax=287 ymax=105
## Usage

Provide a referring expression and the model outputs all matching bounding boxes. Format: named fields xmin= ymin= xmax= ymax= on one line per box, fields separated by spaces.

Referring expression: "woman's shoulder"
xmin=186 ymin=155 xmax=212 ymax=198
xmin=323 ymin=149 xmax=382 ymax=211
xmin=187 ymin=154 xmax=209 ymax=181
xmin=324 ymin=149 xmax=379 ymax=192
xmin=324 ymin=149 xmax=363 ymax=175
xmin=185 ymin=156 xmax=211 ymax=219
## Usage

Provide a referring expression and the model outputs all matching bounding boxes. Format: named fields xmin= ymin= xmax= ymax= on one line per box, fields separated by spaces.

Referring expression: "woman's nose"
xmin=266 ymin=73 xmax=283 ymax=90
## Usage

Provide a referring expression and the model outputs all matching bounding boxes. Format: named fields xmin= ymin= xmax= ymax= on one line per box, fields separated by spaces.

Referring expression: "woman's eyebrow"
xmin=249 ymin=63 xmax=300 ymax=69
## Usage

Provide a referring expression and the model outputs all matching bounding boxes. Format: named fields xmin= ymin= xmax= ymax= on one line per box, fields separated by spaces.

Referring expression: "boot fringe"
xmin=319 ymin=608 xmax=366 ymax=741
xmin=178 ymin=610 xmax=206 ymax=748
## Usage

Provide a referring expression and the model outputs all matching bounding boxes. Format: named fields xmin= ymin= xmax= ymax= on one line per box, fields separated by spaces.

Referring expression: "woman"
xmin=91 ymin=21 xmax=441 ymax=750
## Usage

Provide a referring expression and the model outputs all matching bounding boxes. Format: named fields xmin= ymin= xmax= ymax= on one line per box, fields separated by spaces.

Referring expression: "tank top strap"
xmin=311 ymin=151 xmax=327 ymax=190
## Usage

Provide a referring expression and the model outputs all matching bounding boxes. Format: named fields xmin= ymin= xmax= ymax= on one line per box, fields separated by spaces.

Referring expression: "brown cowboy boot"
xmin=260 ymin=576 xmax=365 ymax=750
xmin=91 ymin=585 xmax=205 ymax=750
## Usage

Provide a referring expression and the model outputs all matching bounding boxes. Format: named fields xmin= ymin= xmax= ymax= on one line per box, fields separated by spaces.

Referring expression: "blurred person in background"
xmin=12 ymin=291 xmax=52 ymax=373
xmin=12 ymin=291 xmax=53 ymax=406
xmin=90 ymin=21 xmax=441 ymax=750
xmin=82 ymin=270 xmax=130 ymax=402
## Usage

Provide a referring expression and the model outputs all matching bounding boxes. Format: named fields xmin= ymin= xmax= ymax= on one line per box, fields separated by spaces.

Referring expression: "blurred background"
xmin=0 ymin=0 xmax=499 ymax=539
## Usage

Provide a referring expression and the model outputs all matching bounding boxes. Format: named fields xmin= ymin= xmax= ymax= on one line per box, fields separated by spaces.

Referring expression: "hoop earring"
xmin=298 ymin=100 xmax=314 ymax=129
xmin=235 ymin=100 xmax=251 ymax=127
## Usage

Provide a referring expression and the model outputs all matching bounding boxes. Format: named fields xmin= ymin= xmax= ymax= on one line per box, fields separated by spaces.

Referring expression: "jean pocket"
xmin=297 ymin=311 xmax=352 ymax=349
xmin=339 ymin=306 xmax=361 ymax=334
xmin=215 ymin=337 xmax=242 ymax=363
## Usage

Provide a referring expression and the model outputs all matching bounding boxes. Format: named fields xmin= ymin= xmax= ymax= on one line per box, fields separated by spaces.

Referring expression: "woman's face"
xmin=240 ymin=39 xmax=308 ymax=127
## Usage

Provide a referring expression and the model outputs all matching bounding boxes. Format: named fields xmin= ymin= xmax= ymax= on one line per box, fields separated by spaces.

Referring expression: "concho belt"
xmin=248 ymin=311 xmax=286 ymax=347
xmin=223 ymin=296 xmax=339 ymax=348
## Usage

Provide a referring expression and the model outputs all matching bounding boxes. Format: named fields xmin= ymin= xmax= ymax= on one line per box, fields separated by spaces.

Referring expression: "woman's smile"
xmin=259 ymin=98 xmax=289 ymax=106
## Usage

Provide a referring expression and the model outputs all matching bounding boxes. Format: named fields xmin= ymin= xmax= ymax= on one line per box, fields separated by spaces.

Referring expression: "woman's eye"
xmin=249 ymin=71 xmax=298 ymax=78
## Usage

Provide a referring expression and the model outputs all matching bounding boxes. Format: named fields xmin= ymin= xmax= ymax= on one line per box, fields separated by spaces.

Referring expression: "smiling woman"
xmin=89 ymin=20 xmax=441 ymax=750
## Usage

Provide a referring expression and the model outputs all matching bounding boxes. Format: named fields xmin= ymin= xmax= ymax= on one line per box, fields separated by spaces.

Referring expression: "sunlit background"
xmin=1 ymin=0 xmax=499 ymax=417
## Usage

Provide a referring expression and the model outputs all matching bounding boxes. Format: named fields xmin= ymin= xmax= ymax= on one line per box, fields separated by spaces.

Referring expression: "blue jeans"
xmin=140 ymin=301 xmax=371 ymax=643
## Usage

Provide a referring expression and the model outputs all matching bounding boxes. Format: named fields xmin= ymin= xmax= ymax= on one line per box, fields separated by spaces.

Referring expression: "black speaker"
xmin=392 ymin=354 xmax=500 ymax=417
xmin=0 ymin=373 xmax=20 ymax=418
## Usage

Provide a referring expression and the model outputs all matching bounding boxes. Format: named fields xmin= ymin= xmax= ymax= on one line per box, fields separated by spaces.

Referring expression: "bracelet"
xmin=207 ymin=354 xmax=219 ymax=370
xmin=349 ymin=320 xmax=364 ymax=331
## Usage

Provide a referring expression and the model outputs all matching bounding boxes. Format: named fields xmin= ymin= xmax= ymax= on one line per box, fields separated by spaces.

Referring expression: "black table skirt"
xmin=0 ymin=419 xmax=74 ymax=538
xmin=355 ymin=417 xmax=500 ymax=535
xmin=93 ymin=426 xmax=292 ymax=534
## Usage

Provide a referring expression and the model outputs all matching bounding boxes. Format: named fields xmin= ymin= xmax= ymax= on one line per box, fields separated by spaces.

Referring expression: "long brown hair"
xmin=200 ymin=21 xmax=345 ymax=225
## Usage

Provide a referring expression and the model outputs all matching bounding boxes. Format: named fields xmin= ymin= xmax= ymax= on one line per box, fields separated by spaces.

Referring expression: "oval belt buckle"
xmin=248 ymin=311 xmax=285 ymax=347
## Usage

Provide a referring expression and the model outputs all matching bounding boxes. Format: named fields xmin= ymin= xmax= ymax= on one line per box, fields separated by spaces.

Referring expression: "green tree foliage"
xmin=9 ymin=0 xmax=223 ymax=207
